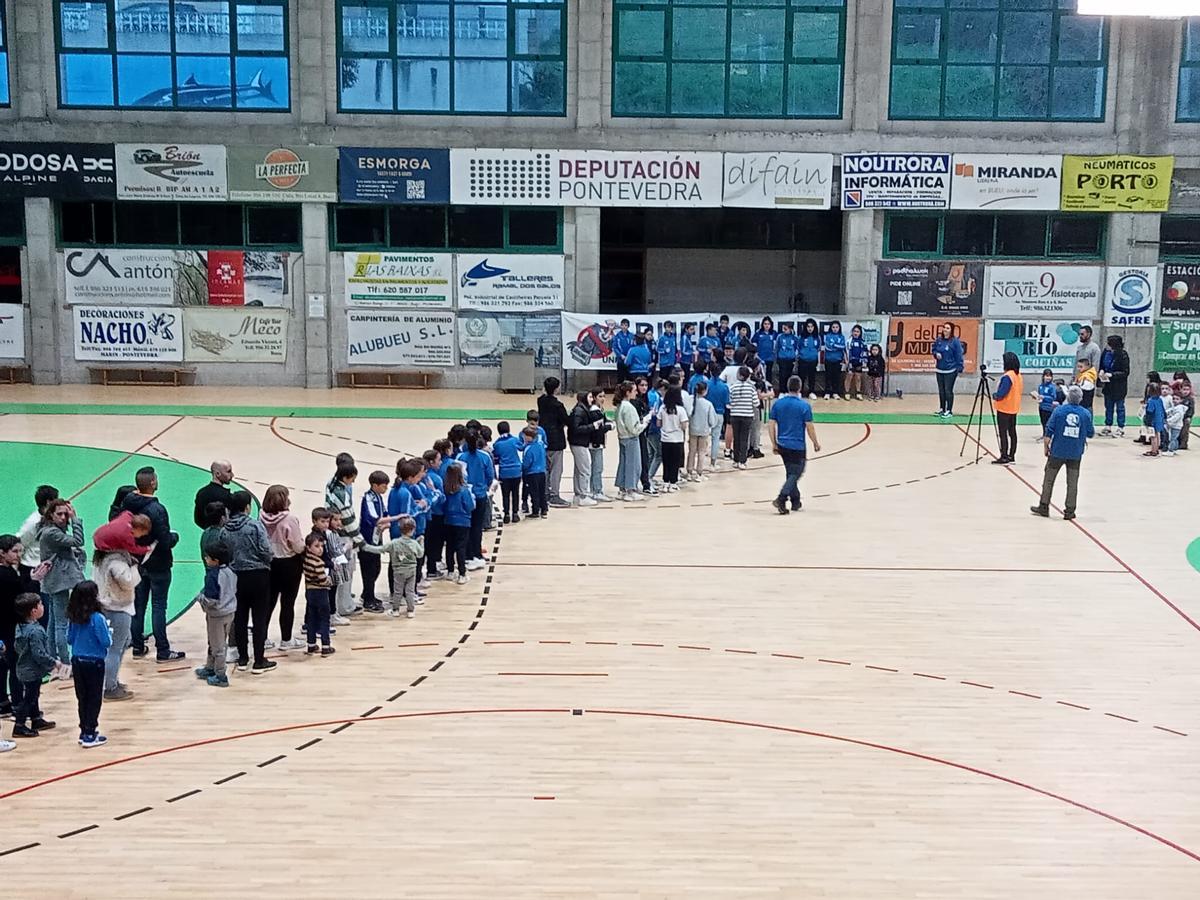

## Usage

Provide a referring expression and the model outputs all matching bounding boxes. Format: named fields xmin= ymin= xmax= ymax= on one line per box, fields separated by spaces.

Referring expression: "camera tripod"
xmin=959 ymin=367 xmax=1001 ymax=464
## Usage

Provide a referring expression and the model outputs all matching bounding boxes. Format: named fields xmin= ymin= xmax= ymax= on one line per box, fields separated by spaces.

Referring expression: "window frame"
xmin=54 ymin=0 xmax=291 ymax=112
xmin=883 ymin=212 xmax=1106 ymax=260
xmin=335 ymin=0 xmax=567 ymax=116
xmin=329 ymin=204 xmax=563 ymax=252
xmin=0 ymin=1 xmax=10 ymax=108
xmin=611 ymin=0 xmax=847 ymax=120
xmin=56 ymin=200 xmax=303 ymax=250
xmin=887 ymin=0 xmax=1109 ymax=122
xmin=1159 ymin=215 xmax=1200 ymax=261
xmin=1178 ymin=18 xmax=1200 ymax=122
xmin=0 ymin=200 xmax=24 ymax=245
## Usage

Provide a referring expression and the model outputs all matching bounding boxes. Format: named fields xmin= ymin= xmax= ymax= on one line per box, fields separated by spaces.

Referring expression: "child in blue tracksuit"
xmin=611 ymin=320 xmax=634 ymax=380
xmin=752 ymin=318 xmax=777 ymax=386
xmin=797 ymin=319 xmax=822 ymax=398
xmin=492 ymin=421 xmax=525 ymax=523
xmin=680 ymin=324 xmax=697 ymax=370
xmin=1029 ymin=368 xmax=1062 ymax=431
xmin=656 ymin=325 xmax=679 ymax=380
xmin=441 ymin=465 xmax=476 ymax=582
xmin=822 ymin=322 xmax=847 ymax=399
xmin=846 ymin=325 xmax=869 ymax=399
xmin=775 ymin=322 xmax=798 ymax=389
xmin=716 ymin=316 xmax=731 ymax=348
xmin=65 ymin=581 xmax=112 ymax=748
xmin=456 ymin=433 xmax=494 ymax=567
xmin=408 ymin=464 xmax=438 ymax=584
xmin=624 ymin=336 xmax=653 ymax=378
xmin=521 ymin=426 xmax=548 ymax=518
xmin=698 ymin=324 xmax=721 ymax=367
xmin=1144 ymin=375 xmax=1166 ymax=457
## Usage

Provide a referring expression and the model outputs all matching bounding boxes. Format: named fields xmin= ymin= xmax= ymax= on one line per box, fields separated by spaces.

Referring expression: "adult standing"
xmin=223 ymin=490 xmax=277 ymax=674
xmin=0 ymin=534 xmax=36 ymax=718
xmin=17 ymin=485 xmax=58 ymax=582
xmin=588 ymin=390 xmax=614 ymax=502
xmin=91 ymin=515 xmax=148 ymax=701
xmin=537 ymin=377 xmax=572 ymax=508
xmin=260 ymin=485 xmax=307 ymax=650
xmin=193 ymin=460 xmax=234 ymax=528
xmin=37 ymin=498 xmax=86 ymax=670
xmin=768 ymin=376 xmax=822 ymax=515
xmin=752 ymin=316 xmax=777 ymax=387
xmin=1031 ymin=385 xmax=1094 ymax=521
xmin=568 ymin=391 xmax=599 ymax=507
xmin=931 ymin=322 xmax=965 ymax=418
xmin=1075 ymin=325 xmax=1101 ymax=373
xmin=1098 ymin=334 xmax=1130 ymax=438
xmin=613 ymin=382 xmax=648 ymax=502
xmin=796 ymin=319 xmax=822 ymax=400
xmin=991 ymin=352 xmax=1023 ymax=465
xmin=728 ymin=367 xmax=761 ymax=469
xmin=123 ymin=466 xmax=183 ymax=661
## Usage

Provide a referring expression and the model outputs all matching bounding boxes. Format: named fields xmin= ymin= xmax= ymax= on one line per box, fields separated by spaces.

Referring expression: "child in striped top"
xmin=303 ymin=532 xmax=335 ymax=656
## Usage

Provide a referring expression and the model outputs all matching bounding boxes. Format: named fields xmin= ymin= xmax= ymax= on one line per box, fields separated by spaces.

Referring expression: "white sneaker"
xmin=416 ymin=580 xmax=431 ymax=591
xmin=618 ymin=492 xmax=633 ymax=501
xmin=0 ymin=738 xmax=15 ymax=753
xmin=331 ymin=614 xmax=351 ymax=626
xmin=387 ymin=609 xmax=402 ymax=617
xmin=262 ymin=639 xmax=277 ymax=651
xmin=593 ymin=493 xmax=613 ymax=503
xmin=575 ymin=496 xmax=598 ymax=507
xmin=1100 ymin=427 xmax=1112 ymax=436
xmin=644 ymin=485 xmax=659 ymax=495
xmin=406 ymin=610 xmax=415 ymax=619
xmin=1115 ymin=429 xmax=1125 ymax=437
xmin=466 ymin=558 xmax=487 ymax=571
xmin=455 ymin=574 xmax=470 ymax=585
xmin=415 ymin=597 xmax=425 ymax=605
xmin=226 ymin=647 xmax=239 ymax=663
xmin=808 ymin=393 xmax=817 ymax=400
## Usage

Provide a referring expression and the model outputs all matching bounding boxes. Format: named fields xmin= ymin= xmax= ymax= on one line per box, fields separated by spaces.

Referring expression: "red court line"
xmin=267 ymin=416 xmax=398 ymax=469
xmin=954 ymin=423 xmax=1200 ymax=636
xmin=68 ymin=416 xmax=186 ymax=502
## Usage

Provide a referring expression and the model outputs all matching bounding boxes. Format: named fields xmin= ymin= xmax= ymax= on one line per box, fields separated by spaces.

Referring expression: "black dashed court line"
xmin=410 ymin=676 xmax=427 ymax=687
xmin=257 ymin=755 xmax=287 ymax=768
xmin=361 ymin=705 xmax=383 ymax=717
xmin=57 ymin=824 xmax=99 ymax=840
xmin=329 ymin=723 xmax=354 ymax=735
xmin=460 ymin=633 xmax=471 ymax=643
xmin=0 ymin=843 xmax=40 ymax=857
xmin=444 ymin=647 xmax=458 ymax=657
xmin=295 ymin=737 xmax=322 ymax=751
xmin=429 ymin=661 xmax=445 ymax=672
xmin=386 ymin=690 xmax=406 ymax=702
xmin=113 ymin=807 xmax=153 ymax=821
xmin=166 ymin=789 xmax=202 ymax=803
xmin=468 ymin=621 xmax=479 ymax=630
xmin=214 ymin=772 xmax=247 ymax=785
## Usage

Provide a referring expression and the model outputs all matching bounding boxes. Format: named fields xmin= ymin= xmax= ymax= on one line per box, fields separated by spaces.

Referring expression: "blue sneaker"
xmin=206 ymin=674 xmax=229 ymax=688
xmin=80 ymin=733 xmax=107 ymax=749
xmin=194 ymin=666 xmax=215 ymax=679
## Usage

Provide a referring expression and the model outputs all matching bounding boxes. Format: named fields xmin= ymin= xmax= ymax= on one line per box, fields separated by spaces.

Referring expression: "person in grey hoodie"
xmin=37 ymin=498 xmax=86 ymax=669
xmin=222 ymin=490 xmax=276 ymax=675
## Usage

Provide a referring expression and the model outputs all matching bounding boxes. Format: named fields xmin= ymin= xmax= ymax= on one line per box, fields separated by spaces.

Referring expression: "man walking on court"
xmin=1031 ymin=384 xmax=1094 ymax=521
xmin=768 ymin=376 xmax=821 ymax=515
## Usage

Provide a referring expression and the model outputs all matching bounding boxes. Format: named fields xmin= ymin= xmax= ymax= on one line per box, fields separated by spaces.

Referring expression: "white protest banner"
xmin=455 ymin=254 xmax=564 ymax=311
xmin=344 ymin=252 xmax=453 ymax=308
xmin=457 ymin=312 xmax=561 ymax=367
xmin=347 ymin=310 xmax=455 ymax=367
xmin=721 ymin=153 xmax=834 ymax=209
xmin=950 ymin=154 xmax=1063 ymax=210
xmin=115 ymin=144 xmax=227 ymax=200
xmin=183 ymin=307 xmax=288 ymax=363
xmin=983 ymin=265 xmax=1102 ymax=318
xmin=841 ymin=153 xmax=951 ymax=209
xmin=983 ymin=320 xmax=1091 ymax=373
xmin=73 ymin=305 xmax=182 ymax=362
xmin=0 ymin=305 xmax=24 ymax=358
xmin=555 ymin=150 xmax=723 ymax=207
xmin=1103 ymin=266 xmax=1158 ymax=328
xmin=561 ymin=312 xmax=713 ymax=370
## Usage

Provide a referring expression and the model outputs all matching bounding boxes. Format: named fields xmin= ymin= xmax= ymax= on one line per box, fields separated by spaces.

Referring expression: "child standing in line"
xmin=194 ymin=545 xmax=237 ymax=687
xmin=1135 ymin=372 xmax=1162 ymax=446
xmin=521 ymin=426 xmax=549 ymax=518
xmin=421 ymin=449 xmax=447 ymax=581
xmin=362 ymin=517 xmax=423 ymax=619
xmin=822 ymin=322 xmax=847 ymax=400
xmin=1164 ymin=385 xmax=1184 ymax=456
xmin=687 ymin=380 xmax=718 ymax=481
xmin=325 ymin=513 xmax=353 ymax=626
xmin=12 ymin=593 xmax=55 ymax=738
xmin=65 ymin=581 xmax=111 ymax=748
xmin=845 ymin=324 xmax=868 ymax=400
xmin=1143 ymin=375 xmax=1166 ymax=458
xmin=520 ymin=412 xmax=546 ymax=515
xmin=866 ymin=344 xmax=885 ymax=402
xmin=492 ymin=421 xmax=525 ymax=524
xmin=442 ymin=464 xmax=476 ymax=584
xmin=1030 ymin=368 xmax=1060 ymax=434
xmin=357 ymin=471 xmax=391 ymax=614
xmin=1172 ymin=373 xmax=1194 ymax=450
xmin=303 ymin=532 xmax=335 ymax=656
xmin=1074 ymin=358 xmax=1098 ymax=413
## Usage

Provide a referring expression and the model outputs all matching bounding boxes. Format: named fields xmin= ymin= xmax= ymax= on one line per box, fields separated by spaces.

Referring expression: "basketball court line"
xmin=67 ymin=416 xmax=186 ymax=502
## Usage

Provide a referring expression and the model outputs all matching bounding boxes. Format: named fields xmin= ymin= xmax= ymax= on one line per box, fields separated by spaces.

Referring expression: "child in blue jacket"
xmin=656 ymin=324 xmax=679 ymax=379
xmin=797 ymin=319 xmax=822 ymax=399
xmin=521 ymin=426 xmax=548 ymax=518
xmin=775 ymin=322 xmax=798 ymax=389
xmin=752 ymin=317 xmax=777 ymax=385
xmin=822 ymin=322 xmax=847 ymax=400
xmin=846 ymin=324 xmax=869 ymax=400
xmin=441 ymin=464 xmax=476 ymax=583
xmin=492 ymin=421 xmax=525 ymax=524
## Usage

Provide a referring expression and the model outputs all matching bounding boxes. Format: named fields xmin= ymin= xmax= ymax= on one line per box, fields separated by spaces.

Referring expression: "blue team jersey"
xmin=769 ymin=395 xmax=814 ymax=451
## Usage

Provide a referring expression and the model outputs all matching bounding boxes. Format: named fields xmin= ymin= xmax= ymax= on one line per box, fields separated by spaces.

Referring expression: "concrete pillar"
xmin=23 ymin=198 xmax=57 ymax=384
xmin=574 ymin=207 xmax=600 ymax=315
xmin=300 ymin=0 xmax=329 ymax=125
xmin=11 ymin=0 xmax=47 ymax=120
xmin=301 ymin=202 xmax=328 ymax=388
xmin=849 ymin=0 xmax=885 ymax=135
xmin=840 ymin=211 xmax=881 ymax=319
xmin=1113 ymin=17 xmax=1179 ymax=153
xmin=576 ymin=0 xmax=603 ymax=129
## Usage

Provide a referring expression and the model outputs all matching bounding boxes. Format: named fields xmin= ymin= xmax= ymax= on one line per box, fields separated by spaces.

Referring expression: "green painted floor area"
xmin=1 ymin=441 xmax=222 ymax=627
xmin=0 ymin=401 xmax=1048 ymax=427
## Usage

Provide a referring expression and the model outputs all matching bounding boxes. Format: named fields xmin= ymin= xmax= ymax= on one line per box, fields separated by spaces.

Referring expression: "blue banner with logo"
xmin=338 ymin=148 xmax=450 ymax=204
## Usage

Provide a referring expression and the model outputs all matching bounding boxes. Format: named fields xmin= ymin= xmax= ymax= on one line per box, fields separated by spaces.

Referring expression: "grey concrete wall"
xmin=2 ymin=0 xmax=1194 ymax=390
xmin=644 ymin=250 xmax=840 ymax=314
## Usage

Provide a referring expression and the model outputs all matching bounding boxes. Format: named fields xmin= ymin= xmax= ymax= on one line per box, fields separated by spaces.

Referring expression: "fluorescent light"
xmin=1077 ymin=0 xmax=1198 ymax=15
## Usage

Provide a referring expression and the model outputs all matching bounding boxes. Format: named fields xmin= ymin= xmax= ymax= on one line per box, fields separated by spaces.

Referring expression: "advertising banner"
xmin=115 ymin=144 xmax=227 ymax=200
xmin=449 ymin=149 xmax=556 ymax=204
xmin=0 ymin=305 xmax=24 ymax=359
xmin=343 ymin=252 xmax=453 ymax=308
xmin=721 ymin=153 xmax=834 ymax=209
xmin=841 ymin=153 xmax=951 ymax=209
xmin=0 ymin=143 xmax=116 ymax=199
xmin=875 ymin=262 xmax=984 ymax=317
xmin=1102 ymin=266 xmax=1157 ymax=328
xmin=982 ymin=320 xmax=1090 ymax=373
xmin=885 ymin=318 xmax=980 ymax=374
xmin=457 ymin=312 xmax=561 ymax=368
xmin=64 ymin=250 xmax=292 ymax=307
xmin=949 ymin=154 xmax=1062 ymax=211
xmin=338 ymin=148 xmax=450 ymax=204
xmin=1060 ymin=155 xmax=1174 ymax=212
xmin=1154 ymin=320 xmax=1200 ymax=371
xmin=983 ymin=265 xmax=1102 ymax=318
xmin=227 ymin=145 xmax=337 ymax=202
xmin=73 ymin=305 xmax=183 ymax=362
xmin=0 ymin=246 xmax=21 ymax=303
xmin=455 ymin=254 xmax=565 ymax=311
xmin=1161 ymin=264 xmax=1200 ymax=318
xmin=183 ymin=307 xmax=288 ymax=363
xmin=1169 ymin=170 xmax=1200 ymax=213
xmin=347 ymin=310 xmax=455 ymax=367
xmin=554 ymin=150 xmax=723 ymax=207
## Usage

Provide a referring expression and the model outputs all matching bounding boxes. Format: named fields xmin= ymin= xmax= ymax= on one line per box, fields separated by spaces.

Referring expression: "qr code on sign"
xmin=898 ymin=290 xmax=913 ymax=305
xmin=407 ymin=180 xmax=426 ymax=200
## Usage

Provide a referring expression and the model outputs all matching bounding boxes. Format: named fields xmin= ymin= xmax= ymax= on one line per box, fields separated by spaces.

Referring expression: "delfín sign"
xmin=0 ymin=143 xmax=116 ymax=199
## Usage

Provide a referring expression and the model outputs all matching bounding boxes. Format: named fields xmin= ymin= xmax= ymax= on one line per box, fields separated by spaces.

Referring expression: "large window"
xmin=1179 ymin=19 xmax=1200 ymax=122
xmin=55 ymin=1 xmax=289 ymax=110
xmin=613 ymin=0 xmax=846 ymax=118
xmin=331 ymin=205 xmax=562 ymax=250
xmin=1160 ymin=216 xmax=1200 ymax=260
xmin=337 ymin=0 xmax=565 ymax=114
xmin=0 ymin=5 xmax=10 ymax=106
xmin=889 ymin=0 xmax=1107 ymax=121
xmin=885 ymin=213 xmax=1105 ymax=258
xmin=59 ymin=201 xmax=301 ymax=248
xmin=0 ymin=201 xmax=23 ymax=244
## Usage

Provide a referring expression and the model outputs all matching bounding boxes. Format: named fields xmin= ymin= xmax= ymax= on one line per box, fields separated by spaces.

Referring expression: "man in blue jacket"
xmin=1031 ymin=385 xmax=1094 ymax=521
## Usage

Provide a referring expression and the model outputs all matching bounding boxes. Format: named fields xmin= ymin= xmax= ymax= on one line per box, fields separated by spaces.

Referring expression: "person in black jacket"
xmin=192 ymin=460 xmax=235 ymax=528
xmin=588 ymin=390 xmax=614 ymax=502
xmin=536 ymin=377 xmax=571 ymax=508
xmin=0 ymin=534 xmax=36 ymax=722
xmin=567 ymin=392 xmax=600 ymax=506
xmin=122 ymin=467 xmax=184 ymax=661
xmin=1099 ymin=334 xmax=1131 ymax=438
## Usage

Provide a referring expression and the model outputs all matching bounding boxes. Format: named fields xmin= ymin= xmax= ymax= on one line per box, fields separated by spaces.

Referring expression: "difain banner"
xmin=0 ymin=305 xmax=24 ymax=359
xmin=721 ymin=153 xmax=834 ymax=209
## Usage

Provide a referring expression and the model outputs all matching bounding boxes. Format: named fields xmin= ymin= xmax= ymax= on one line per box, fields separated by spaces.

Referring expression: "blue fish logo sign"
xmin=461 ymin=259 xmax=510 ymax=288
xmin=1110 ymin=268 xmax=1153 ymax=325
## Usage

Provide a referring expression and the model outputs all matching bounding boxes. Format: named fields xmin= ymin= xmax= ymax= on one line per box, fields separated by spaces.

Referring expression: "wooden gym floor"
xmin=0 ymin=388 xmax=1198 ymax=897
